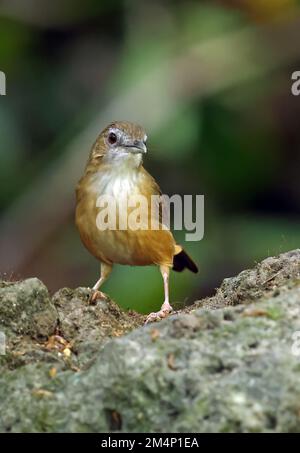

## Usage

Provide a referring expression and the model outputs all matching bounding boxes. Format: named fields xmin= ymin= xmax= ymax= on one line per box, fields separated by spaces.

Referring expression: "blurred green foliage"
xmin=0 ymin=0 xmax=299 ymax=313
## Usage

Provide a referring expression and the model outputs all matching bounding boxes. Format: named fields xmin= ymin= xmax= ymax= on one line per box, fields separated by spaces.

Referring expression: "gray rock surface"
xmin=0 ymin=250 xmax=300 ymax=432
xmin=0 ymin=278 xmax=57 ymax=338
xmin=193 ymin=249 xmax=300 ymax=309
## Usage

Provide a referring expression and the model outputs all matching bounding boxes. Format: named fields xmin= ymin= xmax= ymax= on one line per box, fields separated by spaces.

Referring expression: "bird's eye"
xmin=108 ymin=132 xmax=118 ymax=145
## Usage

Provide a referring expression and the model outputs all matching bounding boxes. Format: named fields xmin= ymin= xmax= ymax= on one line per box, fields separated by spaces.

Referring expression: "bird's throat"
xmin=88 ymin=158 xmax=143 ymax=200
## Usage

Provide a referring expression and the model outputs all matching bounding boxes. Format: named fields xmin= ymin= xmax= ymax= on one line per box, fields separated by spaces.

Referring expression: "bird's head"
xmin=87 ymin=121 xmax=147 ymax=172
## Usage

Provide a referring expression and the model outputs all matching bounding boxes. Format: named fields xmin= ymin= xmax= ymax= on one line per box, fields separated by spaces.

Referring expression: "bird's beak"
xmin=124 ymin=140 xmax=147 ymax=154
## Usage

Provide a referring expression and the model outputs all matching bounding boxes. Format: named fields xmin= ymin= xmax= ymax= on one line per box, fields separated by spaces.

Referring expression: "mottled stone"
xmin=1 ymin=250 xmax=300 ymax=432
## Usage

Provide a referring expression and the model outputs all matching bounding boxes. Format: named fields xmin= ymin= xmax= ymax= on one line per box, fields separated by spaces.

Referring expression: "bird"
xmin=75 ymin=121 xmax=198 ymax=323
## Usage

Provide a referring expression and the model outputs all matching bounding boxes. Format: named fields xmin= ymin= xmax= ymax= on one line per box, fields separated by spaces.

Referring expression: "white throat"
xmin=89 ymin=153 xmax=143 ymax=199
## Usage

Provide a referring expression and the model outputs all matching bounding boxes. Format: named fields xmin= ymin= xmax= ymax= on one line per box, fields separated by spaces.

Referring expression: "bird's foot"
xmin=145 ymin=302 xmax=173 ymax=324
xmin=88 ymin=289 xmax=108 ymax=305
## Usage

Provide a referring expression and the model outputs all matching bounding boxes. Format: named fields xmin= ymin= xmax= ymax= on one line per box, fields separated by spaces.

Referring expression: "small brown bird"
xmin=75 ymin=121 xmax=198 ymax=323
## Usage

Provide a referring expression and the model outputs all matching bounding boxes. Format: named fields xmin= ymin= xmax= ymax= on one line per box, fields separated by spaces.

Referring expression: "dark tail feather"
xmin=172 ymin=249 xmax=198 ymax=273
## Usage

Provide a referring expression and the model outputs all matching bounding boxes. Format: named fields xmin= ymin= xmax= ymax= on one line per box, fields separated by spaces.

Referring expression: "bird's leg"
xmin=145 ymin=265 xmax=173 ymax=324
xmin=89 ymin=262 xmax=112 ymax=303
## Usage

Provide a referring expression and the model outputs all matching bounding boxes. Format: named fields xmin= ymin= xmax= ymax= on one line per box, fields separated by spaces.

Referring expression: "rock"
xmin=0 ymin=284 xmax=146 ymax=430
xmin=194 ymin=249 xmax=300 ymax=310
xmin=0 ymin=250 xmax=300 ymax=432
xmin=53 ymin=287 xmax=145 ymax=365
xmin=0 ymin=278 xmax=57 ymax=338
xmin=0 ymin=278 xmax=59 ymax=370
xmin=0 ymin=282 xmax=145 ymax=371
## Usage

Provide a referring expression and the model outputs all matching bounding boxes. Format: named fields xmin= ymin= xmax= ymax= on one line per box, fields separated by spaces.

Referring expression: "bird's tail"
xmin=172 ymin=245 xmax=198 ymax=274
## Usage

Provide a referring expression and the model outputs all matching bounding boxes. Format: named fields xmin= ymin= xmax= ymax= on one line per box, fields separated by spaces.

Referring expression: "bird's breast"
xmin=76 ymin=165 xmax=175 ymax=267
xmin=89 ymin=165 xmax=144 ymax=199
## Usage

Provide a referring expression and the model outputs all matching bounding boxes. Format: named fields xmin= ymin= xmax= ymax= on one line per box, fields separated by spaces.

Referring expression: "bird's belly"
xmin=76 ymin=169 xmax=175 ymax=266
xmin=87 ymin=226 xmax=174 ymax=266
xmin=77 ymin=201 xmax=175 ymax=266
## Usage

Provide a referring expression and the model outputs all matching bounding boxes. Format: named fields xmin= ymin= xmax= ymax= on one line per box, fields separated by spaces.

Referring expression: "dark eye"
xmin=108 ymin=132 xmax=118 ymax=145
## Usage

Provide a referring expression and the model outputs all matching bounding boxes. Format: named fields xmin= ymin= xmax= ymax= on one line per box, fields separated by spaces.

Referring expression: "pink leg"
xmin=89 ymin=262 xmax=112 ymax=303
xmin=145 ymin=265 xmax=172 ymax=324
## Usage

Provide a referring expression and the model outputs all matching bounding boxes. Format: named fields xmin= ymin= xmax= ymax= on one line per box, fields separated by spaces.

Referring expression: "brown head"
xmin=85 ymin=121 xmax=148 ymax=173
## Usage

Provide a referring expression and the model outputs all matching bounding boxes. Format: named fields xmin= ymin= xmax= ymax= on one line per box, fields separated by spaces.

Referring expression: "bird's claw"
xmin=88 ymin=289 xmax=108 ymax=305
xmin=145 ymin=304 xmax=173 ymax=324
